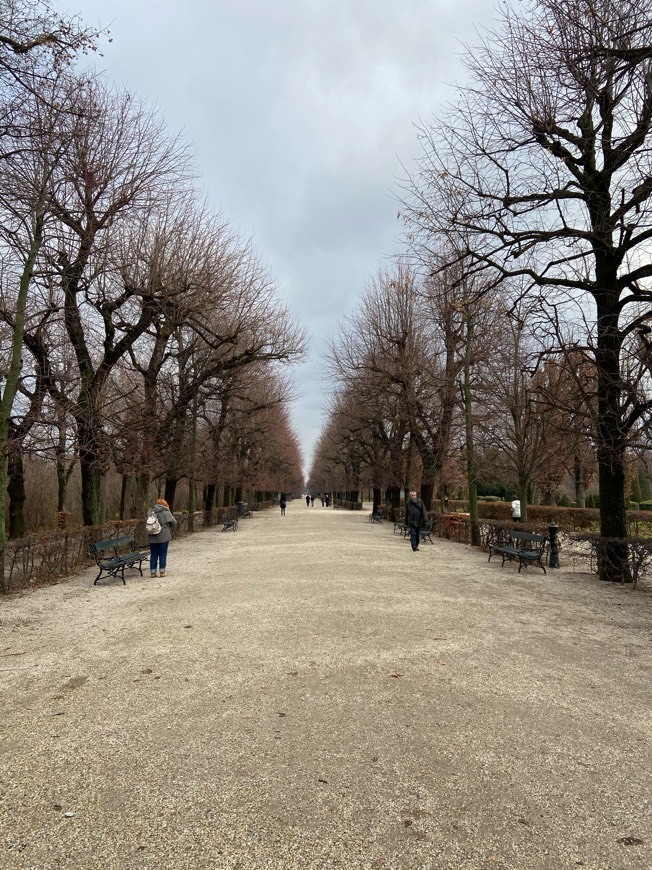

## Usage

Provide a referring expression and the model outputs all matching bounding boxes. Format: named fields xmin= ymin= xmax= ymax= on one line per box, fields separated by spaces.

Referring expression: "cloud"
xmin=74 ymin=0 xmax=496 ymax=474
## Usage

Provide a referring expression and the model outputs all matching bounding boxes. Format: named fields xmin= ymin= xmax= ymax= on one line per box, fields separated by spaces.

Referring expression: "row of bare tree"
xmin=310 ymin=0 xmax=652 ymax=582
xmin=0 ymin=2 xmax=305 ymax=539
xmin=309 ymin=262 xmax=607 ymax=521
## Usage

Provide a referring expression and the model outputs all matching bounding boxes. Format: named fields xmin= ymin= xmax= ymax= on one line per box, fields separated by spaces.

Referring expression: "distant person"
xmin=405 ymin=489 xmax=428 ymax=552
xmin=310 ymin=495 xmax=315 ymax=507
xmin=280 ymin=495 xmax=287 ymax=516
xmin=325 ymin=495 xmax=330 ymax=507
xmin=444 ymin=496 xmax=449 ymax=512
xmin=146 ymin=498 xmax=178 ymax=577
xmin=511 ymin=498 xmax=522 ymax=523
xmin=321 ymin=495 xmax=325 ymax=507
xmin=306 ymin=494 xmax=310 ymax=507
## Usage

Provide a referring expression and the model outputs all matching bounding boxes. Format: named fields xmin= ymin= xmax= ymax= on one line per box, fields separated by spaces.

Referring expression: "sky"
xmin=68 ymin=0 xmax=497 ymax=478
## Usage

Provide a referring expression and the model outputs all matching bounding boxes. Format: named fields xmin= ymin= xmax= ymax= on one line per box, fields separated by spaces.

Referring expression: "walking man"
xmin=405 ymin=489 xmax=428 ymax=552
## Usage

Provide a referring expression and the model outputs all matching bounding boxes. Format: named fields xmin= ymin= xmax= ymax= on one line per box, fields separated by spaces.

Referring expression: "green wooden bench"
xmin=488 ymin=529 xmax=548 ymax=574
xmin=92 ymin=533 xmax=149 ymax=585
xmin=418 ymin=519 xmax=435 ymax=545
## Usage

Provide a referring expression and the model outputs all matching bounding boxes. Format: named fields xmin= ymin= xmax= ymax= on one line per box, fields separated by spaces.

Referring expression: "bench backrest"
xmin=510 ymin=530 xmax=546 ymax=548
xmin=92 ymin=534 xmax=135 ymax=555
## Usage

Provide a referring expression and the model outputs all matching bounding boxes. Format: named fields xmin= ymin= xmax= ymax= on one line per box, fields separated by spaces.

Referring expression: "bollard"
xmin=548 ymin=522 xmax=560 ymax=569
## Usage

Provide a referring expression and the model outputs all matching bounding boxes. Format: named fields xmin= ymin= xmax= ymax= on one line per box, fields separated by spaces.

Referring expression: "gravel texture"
xmin=1 ymin=503 xmax=651 ymax=870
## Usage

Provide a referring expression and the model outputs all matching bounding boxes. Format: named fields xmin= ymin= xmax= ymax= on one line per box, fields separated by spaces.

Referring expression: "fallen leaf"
xmin=618 ymin=836 xmax=645 ymax=846
xmin=141 ymin=668 xmax=153 ymax=674
xmin=63 ymin=676 xmax=88 ymax=690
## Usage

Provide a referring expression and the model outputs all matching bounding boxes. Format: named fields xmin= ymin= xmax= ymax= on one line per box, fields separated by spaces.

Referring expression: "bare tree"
xmin=0 ymin=70 xmax=74 ymax=541
xmin=404 ymin=0 xmax=652 ymax=580
xmin=35 ymin=74 xmax=190 ymax=525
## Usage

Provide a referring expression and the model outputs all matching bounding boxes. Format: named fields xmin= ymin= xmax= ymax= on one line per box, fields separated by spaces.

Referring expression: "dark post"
xmin=548 ymin=522 xmax=560 ymax=569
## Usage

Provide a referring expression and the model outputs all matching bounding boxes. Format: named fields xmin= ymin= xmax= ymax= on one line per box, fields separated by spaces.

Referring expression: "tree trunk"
xmin=188 ymin=480 xmax=197 ymax=531
xmin=519 ymin=480 xmax=529 ymax=524
xmin=0 ymin=220 xmax=43 ymax=542
xmin=164 ymin=478 xmax=178 ymax=512
xmin=462 ymin=317 xmax=481 ymax=547
xmin=420 ymin=481 xmax=434 ymax=513
xmin=79 ymin=433 xmax=103 ymax=527
xmin=386 ymin=485 xmax=401 ymax=511
xmin=56 ymin=468 xmax=66 ymax=514
xmin=134 ymin=471 xmax=150 ymax=519
xmin=7 ymin=447 xmax=26 ymax=539
xmin=77 ymin=399 xmax=110 ymax=527
xmin=372 ymin=487 xmax=381 ymax=512
xmin=119 ymin=473 xmax=130 ymax=520
xmin=595 ymin=290 xmax=630 ymax=582
xmin=573 ymin=453 xmax=586 ymax=508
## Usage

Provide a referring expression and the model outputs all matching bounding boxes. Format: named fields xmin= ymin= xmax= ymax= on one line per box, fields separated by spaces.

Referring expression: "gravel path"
xmin=1 ymin=503 xmax=651 ymax=870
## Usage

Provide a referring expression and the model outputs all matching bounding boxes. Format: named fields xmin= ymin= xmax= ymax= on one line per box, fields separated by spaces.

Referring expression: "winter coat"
xmin=405 ymin=497 xmax=428 ymax=528
xmin=147 ymin=504 xmax=177 ymax=543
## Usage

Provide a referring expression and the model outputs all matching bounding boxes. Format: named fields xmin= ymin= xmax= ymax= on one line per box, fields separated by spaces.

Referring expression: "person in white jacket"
xmin=511 ymin=498 xmax=521 ymax=523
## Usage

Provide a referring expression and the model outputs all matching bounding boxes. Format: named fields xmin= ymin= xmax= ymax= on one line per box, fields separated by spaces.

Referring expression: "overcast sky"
xmin=69 ymin=0 xmax=497 ymax=479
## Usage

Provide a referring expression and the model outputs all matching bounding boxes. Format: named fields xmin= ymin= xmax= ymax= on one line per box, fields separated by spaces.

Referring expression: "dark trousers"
xmin=149 ymin=541 xmax=169 ymax=572
xmin=409 ymin=525 xmax=420 ymax=550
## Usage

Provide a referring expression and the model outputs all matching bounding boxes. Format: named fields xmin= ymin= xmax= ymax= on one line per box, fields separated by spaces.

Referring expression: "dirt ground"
xmin=1 ymin=503 xmax=651 ymax=870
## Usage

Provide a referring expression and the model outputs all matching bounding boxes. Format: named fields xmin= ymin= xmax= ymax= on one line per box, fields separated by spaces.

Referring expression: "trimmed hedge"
xmin=447 ymin=501 xmax=652 ymax=536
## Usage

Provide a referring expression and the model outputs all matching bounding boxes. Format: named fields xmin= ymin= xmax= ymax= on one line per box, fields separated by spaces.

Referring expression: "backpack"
xmin=146 ymin=510 xmax=162 ymax=535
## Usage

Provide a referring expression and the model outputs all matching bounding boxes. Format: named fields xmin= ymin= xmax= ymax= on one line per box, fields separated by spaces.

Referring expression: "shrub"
xmin=640 ymin=500 xmax=652 ymax=511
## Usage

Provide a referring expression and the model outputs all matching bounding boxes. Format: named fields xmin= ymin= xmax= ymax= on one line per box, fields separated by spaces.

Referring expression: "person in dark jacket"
xmin=280 ymin=495 xmax=287 ymax=516
xmin=405 ymin=489 xmax=428 ymax=552
xmin=147 ymin=498 xmax=178 ymax=577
